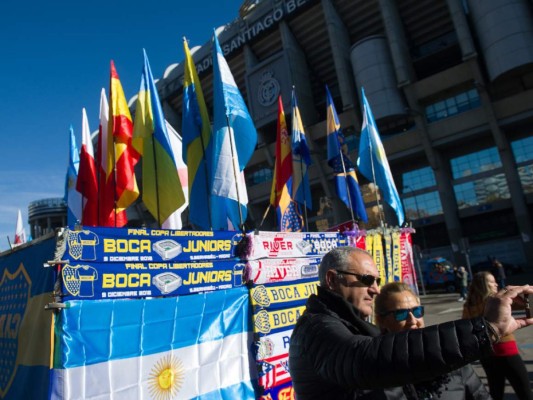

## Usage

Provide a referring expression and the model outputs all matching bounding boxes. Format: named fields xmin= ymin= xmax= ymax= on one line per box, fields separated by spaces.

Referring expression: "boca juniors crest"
xmin=0 ymin=264 xmax=31 ymax=398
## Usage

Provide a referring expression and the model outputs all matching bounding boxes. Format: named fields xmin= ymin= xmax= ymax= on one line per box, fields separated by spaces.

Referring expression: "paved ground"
xmin=420 ymin=272 xmax=533 ymax=399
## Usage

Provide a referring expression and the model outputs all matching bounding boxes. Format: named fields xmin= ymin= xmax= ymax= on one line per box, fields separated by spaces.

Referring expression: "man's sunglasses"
xmin=379 ymin=306 xmax=425 ymax=321
xmin=334 ymin=269 xmax=381 ymax=287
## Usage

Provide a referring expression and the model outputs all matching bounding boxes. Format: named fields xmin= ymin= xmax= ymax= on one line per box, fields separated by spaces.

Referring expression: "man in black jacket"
xmin=289 ymin=246 xmax=532 ymax=399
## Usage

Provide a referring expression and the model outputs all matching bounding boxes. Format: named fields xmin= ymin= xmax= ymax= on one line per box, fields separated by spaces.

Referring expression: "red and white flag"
xmin=96 ymin=88 xmax=114 ymax=226
xmin=14 ymin=209 xmax=26 ymax=246
xmin=76 ymin=108 xmax=98 ymax=226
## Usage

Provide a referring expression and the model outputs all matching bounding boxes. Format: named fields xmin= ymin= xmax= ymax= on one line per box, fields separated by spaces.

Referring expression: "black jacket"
xmin=288 ymin=287 xmax=493 ymax=400
xmin=409 ymin=365 xmax=490 ymax=399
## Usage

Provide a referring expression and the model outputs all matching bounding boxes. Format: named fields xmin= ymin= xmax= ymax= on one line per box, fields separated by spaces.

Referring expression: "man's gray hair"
xmin=319 ymin=246 xmax=370 ymax=286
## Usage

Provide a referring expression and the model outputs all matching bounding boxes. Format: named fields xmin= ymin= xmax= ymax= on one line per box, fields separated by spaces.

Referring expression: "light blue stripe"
xmin=210 ymin=32 xmax=257 ymax=230
xmin=357 ymin=87 xmax=404 ymax=225
xmin=191 ymin=380 xmax=257 ymax=400
xmin=57 ymin=286 xmax=250 ymax=368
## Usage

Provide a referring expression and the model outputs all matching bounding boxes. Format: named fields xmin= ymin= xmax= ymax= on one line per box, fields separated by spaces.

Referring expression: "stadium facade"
xmin=156 ymin=0 xmax=533 ymax=268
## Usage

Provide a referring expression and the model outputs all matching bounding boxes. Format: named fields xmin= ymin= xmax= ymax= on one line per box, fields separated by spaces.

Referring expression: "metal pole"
xmin=297 ymin=156 xmax=309 ymax=232
xmin=366 ymin=126 xmax=385 ymax=226
xmin=407 ymin=185 xmax=428 ymax=252
xmin=414 ymin=245 xmax=427 ymax=296
xmin=150 ymin=136 xmax=162 ymax=227
xmin=338 ymin=149 xmax=356 ymax=225
xmin=198 ymin=126 xmax=213 ymax=230
xmin=225 ymin=115 xmax=245 ymax=232
xmin=461 ymin=238 xmax=473 ymax=279
xmin=302 ymin=200 xmax=309 ymax=232
xmin=465 ymin=252 xmax=473 ymax=281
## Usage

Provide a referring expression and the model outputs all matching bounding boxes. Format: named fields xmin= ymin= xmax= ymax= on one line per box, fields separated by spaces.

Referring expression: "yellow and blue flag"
xmin=182 ymin=38 xmax=212 ymax=230
xmin=270 ymin=96 xmax=303 ymax=231
xmin=133 ymin=49 xmax=185 ymax=227
xmin=326 ymin=86 xmax=368 ymax=222
xmin=357 ymin=87 xmax=404 ymax=225
xmin=291 ymin=88 xmax=312 ymax=212
xmin=210 ymin=32 xmax=257 ymax=230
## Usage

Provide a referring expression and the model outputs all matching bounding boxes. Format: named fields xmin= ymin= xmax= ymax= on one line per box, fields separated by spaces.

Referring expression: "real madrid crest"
xmin=257 ymin=70 xmax=280 ymax=107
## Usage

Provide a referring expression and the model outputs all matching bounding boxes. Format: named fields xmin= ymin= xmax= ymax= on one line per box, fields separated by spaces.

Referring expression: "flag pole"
xmin=150 ymin=135 xmax=162 ymax=227
xmin=198 ymin=128 xmax=213 ymax=231
xmin=298 ymin=157 xmax=309 ymax=231
xmin=225 ymin=115 xmax=245 ymax=232
xmin=365 ymin=122 xmax=385 ymax=227
xmin=96 ymin=118 xmax=101 ymax=227
xmin=80 ymin=181 xmax=84 ymax=226
xmin=109 ymin=67 xmax=118 ymax=228
xmin=338 ymin=143 xmax=356 ymax=225
xmin=296 ymin=157 xmax=309 ymax=231
xmin=112 ymin=130 xmax=118 ymax=227
xmin=302 ymin=201 xmax=308 ymax=232
xmin=259 ymin=204 xmax=271 ymax=228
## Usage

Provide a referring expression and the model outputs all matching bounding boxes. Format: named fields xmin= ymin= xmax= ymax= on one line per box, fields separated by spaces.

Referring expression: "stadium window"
xmin=454 ymin=174 xmax=510 ymax=209
xmin=401 ymin=167 xmax=442 ymax=219
xmin=512 ymin=136 xmax=533 ymax=194
xmin=512 ymin=136 xmax=533 ymax=163
xmin=450 ymin=147 xmax=502 ymax=179
xmin=425 ymin=89 xmax=480 ymax=123
xmin=402 ymin=167 xmax=436 ymax=191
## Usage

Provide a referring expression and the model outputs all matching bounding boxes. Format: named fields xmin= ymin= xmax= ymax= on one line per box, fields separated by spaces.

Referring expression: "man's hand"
xmin=484 ymin=285 xmax=533 ymax=338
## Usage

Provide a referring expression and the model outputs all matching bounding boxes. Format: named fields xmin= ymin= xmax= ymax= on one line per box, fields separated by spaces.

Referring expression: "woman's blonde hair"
xmin=374 ymin=281 xmax=419 ymax=316
xmin=464 ymin=271 xmax=493 ymax=309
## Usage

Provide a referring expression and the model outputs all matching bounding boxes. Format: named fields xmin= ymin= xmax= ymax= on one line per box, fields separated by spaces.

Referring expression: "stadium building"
xmin=148 ymin=0 xmax=533 ymax=268
xmin=28 ymin=198 xmax=67 ymax=239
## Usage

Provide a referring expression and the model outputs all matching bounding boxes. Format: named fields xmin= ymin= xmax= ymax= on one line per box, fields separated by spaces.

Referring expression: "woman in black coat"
xmin=375 ymin=282 xmax=491 ymax=400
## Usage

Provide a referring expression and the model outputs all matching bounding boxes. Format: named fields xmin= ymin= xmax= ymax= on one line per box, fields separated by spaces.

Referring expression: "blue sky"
xmin=0 ymin=0 xmax=243 ymax=251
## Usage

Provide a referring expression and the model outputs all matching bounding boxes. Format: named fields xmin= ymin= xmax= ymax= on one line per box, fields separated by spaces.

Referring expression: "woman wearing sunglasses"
xmin=375 ymin=282 xmax=490 ymax=399
xmin=463 ymin=272 xmax=533 ymax=400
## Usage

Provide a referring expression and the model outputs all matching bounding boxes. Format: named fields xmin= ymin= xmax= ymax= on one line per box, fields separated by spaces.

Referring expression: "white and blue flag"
xmin=50 ymin=287 xmax=256 ymax=399
xmin=357 ymin=87 xmax=404 ymax=225
xmin=65 ymin=126 xmax=82 ymax=226
xmin=210 ymin=32 xmax=257 ymax=230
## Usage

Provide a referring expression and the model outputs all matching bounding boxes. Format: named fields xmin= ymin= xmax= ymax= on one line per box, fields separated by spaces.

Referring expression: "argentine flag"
xmin=357 ymin=87 xmax=404 ymax=226
xmin=51 ymin=287 xmax=256 ymax=399
xmin=210 ymin=31 xmax=257 ymax=230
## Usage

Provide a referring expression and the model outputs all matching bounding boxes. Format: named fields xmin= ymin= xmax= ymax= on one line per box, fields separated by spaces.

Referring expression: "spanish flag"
xmin=104 ymin=61 xmax=140 ymax=226
xmin=270 ymin=96 xmax=302 ymax=231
